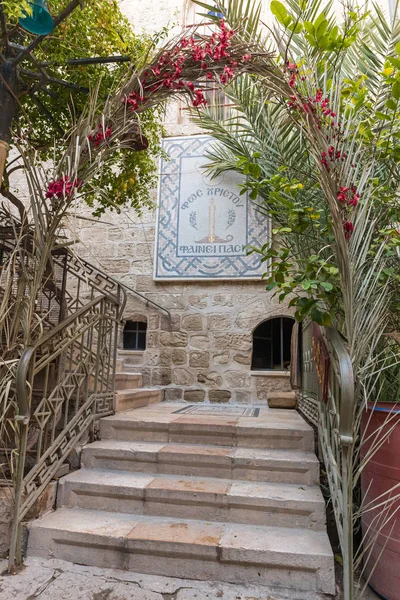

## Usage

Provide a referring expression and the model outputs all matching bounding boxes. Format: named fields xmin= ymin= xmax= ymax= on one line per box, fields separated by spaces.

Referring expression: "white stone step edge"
xmin=27 ymin=508 xmax=335 ymax=595
xmin=100 ymin=414 xmax=314 ymax=451
xmin=114 ymin=372 xmax=143 ymax=391
xmin=114 ymin=389 xmax=162 ymax=412
xmin=57 ymin=468 xmax=326 ymax=530
xmin=81 ymin=440 xmax=320 ymax=486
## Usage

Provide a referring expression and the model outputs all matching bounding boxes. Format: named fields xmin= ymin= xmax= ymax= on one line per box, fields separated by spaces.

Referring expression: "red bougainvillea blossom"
xmin=193 ymin=89 xmax=207 ymax=107
xmin=343 ymin=220 xmax=354 ymax=239
xmin=337 ymin=185 xmax=359 ymax=207
xmin=286 ymin=81 xmax=357 ymax=241
xmin=320 ymin=146 xmax=348 ymax=171
xmin=88 ymin=124 xmax=112 ymax=147
xmin=45 ymin=176 xmax=82 ymax=200
xmin=123 ymin=19 xmax=243 ymax=111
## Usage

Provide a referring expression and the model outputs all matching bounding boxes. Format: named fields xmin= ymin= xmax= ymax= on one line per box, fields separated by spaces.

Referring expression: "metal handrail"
xmin=81 ymin=255 xmax=171 ymax=319
xmin=54 ymin=250 xmax=170 ymax=319
xmin=33 ymin=294 xmax=113 ymax=355
xmin=15 ymin=347 xmax=34 ymax=425
xmin=14 ymin=295 xmax=108 ymax=423
xmin=327 ymin=327 xmax=355 ymax=445
xmin=117 ymin=278 xmax=171 ymax=319
xmin=9 ymin=291 xmax=118 ymax=569
xmin=298 ymin=322 xmax=355 ymax=600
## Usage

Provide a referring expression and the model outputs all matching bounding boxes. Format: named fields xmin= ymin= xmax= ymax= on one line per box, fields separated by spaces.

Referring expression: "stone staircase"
xmin=27 ymin=401 xmax=335 ymax=597
xmin=113 ymin=362 xmax=162 ymax=411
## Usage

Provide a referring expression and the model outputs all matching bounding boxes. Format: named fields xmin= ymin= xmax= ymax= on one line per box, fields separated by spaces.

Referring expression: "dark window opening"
xmin=123 ymin=321 xmax=147 ymax=350
xmin=251 ymin=317 xmax=294 ymax=371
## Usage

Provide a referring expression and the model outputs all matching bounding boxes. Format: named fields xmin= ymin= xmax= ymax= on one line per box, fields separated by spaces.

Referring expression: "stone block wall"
xmin=89 ymin=208 xmax=295 ymax=402
xmin=116 ymin=279 xmax=294 ymax=402
xmin=71 ymin=202 xmax=294 ymax=403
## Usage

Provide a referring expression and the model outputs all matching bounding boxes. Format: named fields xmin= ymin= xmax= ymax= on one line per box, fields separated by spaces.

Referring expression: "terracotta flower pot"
xmin=361 ymin=403 xmax=400 ymax=600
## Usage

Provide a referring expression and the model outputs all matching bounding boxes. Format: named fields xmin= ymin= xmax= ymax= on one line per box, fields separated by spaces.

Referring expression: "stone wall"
xmin=0 ymin=487 xmax=12 ymax=557
xmin=75 ymin=198 xmax=293 ymax=403
xmin=68 ymin=0 xmax=295 ymax=404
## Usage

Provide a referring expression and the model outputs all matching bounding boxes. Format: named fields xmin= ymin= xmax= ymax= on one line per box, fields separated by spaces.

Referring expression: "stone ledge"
xmin=251 ymin=371 xmax=290 ymax=377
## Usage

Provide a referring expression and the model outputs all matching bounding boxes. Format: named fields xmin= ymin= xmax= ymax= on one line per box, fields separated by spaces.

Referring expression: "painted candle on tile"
xmin=154 ymin=135 xmax=269 ymax=280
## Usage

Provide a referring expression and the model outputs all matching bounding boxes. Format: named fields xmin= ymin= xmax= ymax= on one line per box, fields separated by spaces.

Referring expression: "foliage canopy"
xmin=3 ymin=0 xmax=165 ymax=215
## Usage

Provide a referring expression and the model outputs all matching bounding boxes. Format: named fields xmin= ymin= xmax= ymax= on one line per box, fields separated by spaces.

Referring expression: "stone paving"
xmin=0 ymin=557 xmax=380 ymax=600
xmin=0 ymin=557 xmax=323 ymax=600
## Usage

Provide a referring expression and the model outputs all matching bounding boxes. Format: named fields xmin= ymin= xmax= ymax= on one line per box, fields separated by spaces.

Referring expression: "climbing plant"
xmin=191 ymin=1 xmax=400 ymax=597
xmin=192 ymin=0 xmax=400 ymax=340
xmin=0 ymin=6 xmax=273 ymax=567
xmin=2 ymin=0 xmax=166 ymax=215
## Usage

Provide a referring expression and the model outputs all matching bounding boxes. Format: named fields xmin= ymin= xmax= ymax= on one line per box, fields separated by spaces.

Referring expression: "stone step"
xmin=27 ymin=509 xmax=335 ymax=594
xmin=268 ymin=391 xmax=297 ymax=409
xmin=100 ymin=403 xmax=314 ymax=451
xmin=115 ymin=359 xmax=123 ymax=373
xmin=114 ymin=389 xmax=162 ymax=412
xmin=82 ymin=440 xmax=319 ymax=485
xmin=114 ymin=372 xmax=143 ymax=391
xmin=58 ymin=468 xmax=326 ymax=529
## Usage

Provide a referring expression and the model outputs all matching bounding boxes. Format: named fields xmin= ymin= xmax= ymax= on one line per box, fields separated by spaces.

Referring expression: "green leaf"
xmin=315 ymin=19 xmax=328 ymax=39
xmin=310 ymin=308 xmax=332 ymax=326
xmin=396 ymin=41 xmax=400 ymax=56
xmin=248 ymin=163 xmax=262 ymax=178
xmin=387 ymin=56 xmax=400 ymax=70
xmin=320 ymin=282 xmax=333 ymax=292
xmin=386 ymin=98 xmax=397 ymax=110
xmin=392 ymin=81 xmax=400 ymax=100
xmin=314 ymin=12 xmax=326 ymax=28
xmin=304 ymin=33 xmax=316 ymax=46
xmin=288 ymin=21 xmax=303 ymax=33
xmin=303 ymin=21 xmax=314 ymax=35
xmin=270 ymin=0 xmax=289 ymax=25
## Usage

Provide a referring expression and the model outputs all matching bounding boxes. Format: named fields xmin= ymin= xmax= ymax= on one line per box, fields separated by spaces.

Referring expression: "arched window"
xmin=251 ymin=317 xmax=295 ymax=371
xmin=123 ymin=320 xmax=147 ymax=350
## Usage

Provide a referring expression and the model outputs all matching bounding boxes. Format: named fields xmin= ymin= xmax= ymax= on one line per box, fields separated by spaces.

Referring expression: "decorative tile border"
xmin=154 ymin=135 xmax=269 ymax=280
xmin=173 ymin=405 xmax=260 ymax=417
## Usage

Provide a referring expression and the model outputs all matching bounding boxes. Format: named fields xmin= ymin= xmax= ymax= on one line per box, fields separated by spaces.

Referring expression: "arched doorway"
xmin=251 ymin=317 xmax=295 ymax=371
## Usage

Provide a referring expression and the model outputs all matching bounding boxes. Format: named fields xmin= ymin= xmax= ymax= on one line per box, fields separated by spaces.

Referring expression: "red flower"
xmin=343 ymin=220 xmax=354 ymax=238
xmin=224 ymin=65 xmax=235 ymax=79
xmin=337 ymin=186 xmax=349 ymax=203
xmin=192 ymin=89 xmax=207 ymax=107
xmin=88 ymin=123 xmax=112 ymax=147
xmin=46 ymin=176 xmax=82 ymax=200
xmin=286 ymin=61 xmax=298 ymax=72
xmin=123 ymin=90 xmax=146 ymax=111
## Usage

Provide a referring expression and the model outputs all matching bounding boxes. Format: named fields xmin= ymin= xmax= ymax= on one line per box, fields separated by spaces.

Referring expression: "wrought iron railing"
xmin=298 ymin=318 xmax=355 ymax=600
xmin=8 ymin=250 xmax=126 ymax=570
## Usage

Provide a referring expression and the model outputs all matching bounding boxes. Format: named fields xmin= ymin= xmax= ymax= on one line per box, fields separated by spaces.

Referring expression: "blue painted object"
xmin=19 ymin=0 xmax=54 ymax=35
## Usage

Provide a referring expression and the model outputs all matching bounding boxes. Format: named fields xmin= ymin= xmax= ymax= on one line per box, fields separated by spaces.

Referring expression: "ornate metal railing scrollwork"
xmin=8 ymin=251 xmax=126 ymax=571
xmin=298 ymin=320 xmax=355 ymax=600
